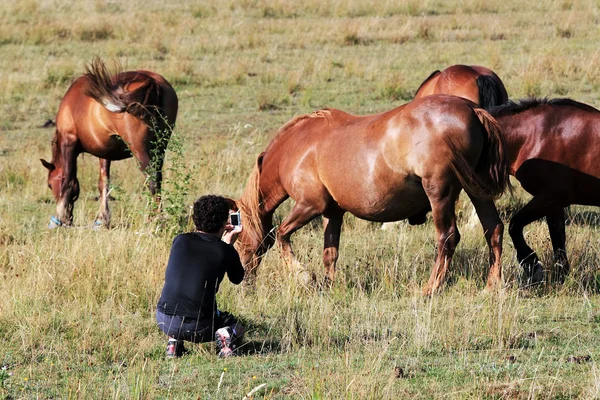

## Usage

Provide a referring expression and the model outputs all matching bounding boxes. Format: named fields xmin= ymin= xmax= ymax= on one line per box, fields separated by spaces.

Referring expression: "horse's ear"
xmin=257 ymin=152 xmax=265 ymax=173
xmin=223 ymin=197 xmax=238 ymax=211
xmin=40 ymin=159 xmax=55 ymax=171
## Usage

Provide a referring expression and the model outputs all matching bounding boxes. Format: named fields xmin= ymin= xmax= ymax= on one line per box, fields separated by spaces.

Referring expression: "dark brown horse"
xmin=415 ymin=64 xmax=508 ymax=110
xmin=491 ymin=98 xmax=600 ymax=284
xmin=235 ymin=95 xmax=510 ymax=295
xmin=40 ymin=58 xmax=178 ymax=228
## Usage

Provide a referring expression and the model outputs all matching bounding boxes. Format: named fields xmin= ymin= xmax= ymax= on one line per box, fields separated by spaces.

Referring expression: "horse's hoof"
xmin=422 ymin=286 xmax=434 ymax=297
xmin=485 ymin=279 xmax=502 ymax=293
xmin=296 ymin=269 xmax=313 ymax=287
xmin=485 ymin=271 xmax=503 ymax=292
xmin=48 ymin=221 xmax=60 ymax=229
xmin=321 ymin=276 xmax=334 ymax=289
xmin=48 ymin=216 xmax=62 ymax=229
xmin=93 ymin=220 xmax=105 ymax=230
xmin=531 ymin=262 xmax=545 ymax=284
xmin=521 ymin=261 xmax=545 ymax=287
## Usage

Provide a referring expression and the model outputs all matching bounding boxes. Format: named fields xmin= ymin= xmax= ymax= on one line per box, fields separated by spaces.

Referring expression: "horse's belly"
xmin=79 ymin=134 xmax=132 ymax=160
xmin=333 ymin=180 xmax=429 ymax=222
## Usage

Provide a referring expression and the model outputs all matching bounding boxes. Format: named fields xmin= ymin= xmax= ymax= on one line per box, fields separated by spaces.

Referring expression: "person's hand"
xmin=222 ymin=223 xmax=243 ymax=245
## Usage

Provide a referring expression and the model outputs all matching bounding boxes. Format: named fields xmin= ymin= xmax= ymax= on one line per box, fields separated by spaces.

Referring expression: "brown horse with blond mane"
xmin=491 ymin=98 xmax=600 ymax=285
xmin=235 ymin=95 xmax=510 ymax=295
xmin=40 ymin=58 xmax=178 ymax=229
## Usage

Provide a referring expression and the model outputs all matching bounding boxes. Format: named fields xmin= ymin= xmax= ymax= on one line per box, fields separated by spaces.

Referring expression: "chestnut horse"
xmin=415 ymin=64 xmax=508 ymax=110
xmin=40 ymin=58 xmax=178 ymax=228
xmin=381 ymin=65 xmax=508 ymax=231
xmin=491 ymin=98 xmax=600 ymax=284
xmin=235 ymin=95 xmax=510 ymax=295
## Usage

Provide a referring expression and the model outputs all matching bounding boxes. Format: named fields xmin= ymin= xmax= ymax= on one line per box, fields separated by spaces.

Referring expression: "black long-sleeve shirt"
xmin=157 ymin=232 xmax=244 ymax=319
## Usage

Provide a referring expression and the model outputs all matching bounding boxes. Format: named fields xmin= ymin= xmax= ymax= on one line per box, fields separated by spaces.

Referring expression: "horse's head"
xmin=41 ymin=159 xmax=80 ymax=226
xmin=231 ymin=152 xmax=276 ymax=279
xmin=232 ymin=198 xmax=275 ymax=278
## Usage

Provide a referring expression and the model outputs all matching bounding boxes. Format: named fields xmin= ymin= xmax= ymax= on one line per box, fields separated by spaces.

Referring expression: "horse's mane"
xmin=415 ymin=70 xmax=441 ymax=94
xmin=50 ymin=134 xmax=60 ymax=164
xmin=264 ymin=109 xmax=333 ymax=152
xmin=491 ymin=97 xmax=600 ymax=117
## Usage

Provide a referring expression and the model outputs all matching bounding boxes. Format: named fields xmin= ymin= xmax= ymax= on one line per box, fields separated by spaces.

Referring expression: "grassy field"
xmin=2 ymin=0 xmax=600 ymax=398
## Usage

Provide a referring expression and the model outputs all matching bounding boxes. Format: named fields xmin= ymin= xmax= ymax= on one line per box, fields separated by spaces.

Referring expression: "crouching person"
xmin=156 ymin=195 xmax=245 ymax=358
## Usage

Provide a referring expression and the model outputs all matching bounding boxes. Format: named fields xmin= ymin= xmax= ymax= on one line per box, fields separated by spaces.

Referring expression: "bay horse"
xmin=235 ymin=95 xmax=510 ymax=295
xmin=491 ymin=98 xmax=600 ymax=285
xmin=414 ymin=64 xmax=508 ymax=110
xmin=40 ymin=58 xmax=178 ymax=228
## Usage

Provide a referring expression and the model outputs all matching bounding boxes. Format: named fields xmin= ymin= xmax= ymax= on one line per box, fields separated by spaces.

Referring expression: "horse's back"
xmin=271 ymin=95 xmax=484 ymax=221
xmin=415 ymin=65 xmax=507 ymax=108
xmin=55 ymin=69 xmax=173 ymax=158
xmin=396 ymin=95 xmax=485 ymax=171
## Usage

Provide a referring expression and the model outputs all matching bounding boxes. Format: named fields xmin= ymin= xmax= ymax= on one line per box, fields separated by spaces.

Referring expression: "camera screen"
xmin=230 ymin=213 xmax=240 ymax=226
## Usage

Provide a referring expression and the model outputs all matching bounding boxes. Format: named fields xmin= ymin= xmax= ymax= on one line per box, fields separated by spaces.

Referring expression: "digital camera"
xmin=229 ymin=211 xmax=241 ymax=227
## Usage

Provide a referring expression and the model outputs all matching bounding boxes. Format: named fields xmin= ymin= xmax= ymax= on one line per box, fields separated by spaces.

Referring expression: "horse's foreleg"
xmin=323 ymin=207 xmax=345 ymax=284
xmin=508 ymin=196 xmax=551 ymax=285
xmin=130 ymin=145 xmax=163 ymax=217
xmin=422 ymin=184 xmax=461 ymax=296
xmin=56 ymin=142 xmax=79 ymax=226
xmin=277 ymin=202 xmax=322 ymax=275
xmin=546 ymin=207 xmax=569 ymax=284
xmin=467 ymin=195 xmax=504 ymax=290
xmin=95 ymin=159 xmax=112 ymax=229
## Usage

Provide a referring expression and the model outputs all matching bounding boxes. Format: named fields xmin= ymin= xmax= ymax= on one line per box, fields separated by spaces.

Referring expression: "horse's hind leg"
xmin=467 ymin=195 xmax=504 ymax=290
xmin=148 ymin=124 xmax=171 ymax=203
xmin=153 ymin=99 xmax=177 ymax=201
xmin=422 ymin=182 xmax=462 ymax=296
xmin=323 ymin=206 xmax=345 ymax=284
xmin=127 ymin=126 xmax=163 ymax=209
xmin=508 ymin=196 xmax=553 ymax=285
xmin=546 ymin=207 xmax=569 ymax=284
xmin=95 ymin=159 xmax=111 ymax=229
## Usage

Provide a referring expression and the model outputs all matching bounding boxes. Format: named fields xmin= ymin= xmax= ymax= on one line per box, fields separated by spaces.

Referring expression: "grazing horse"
xmin=235 ymin=95 xmax=510 ymax=295
xmin=414 ymin=64 xmax=508 ymax=110
xmin=40 ymin=58 xmax=178 ymax=228
xmin=491 ymin=98 xmax=600 ymax=284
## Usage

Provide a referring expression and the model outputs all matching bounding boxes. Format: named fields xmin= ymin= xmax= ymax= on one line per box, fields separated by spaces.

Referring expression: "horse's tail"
xmin=237 ymin=153 xmax=266 ymax=247
xmin=476 ymin=74 xmax=509 ymax=110
xmin=448 ymin=108 xmax=511 ymax=199
xmin=83 ymin=57 xmax=161 ymax=121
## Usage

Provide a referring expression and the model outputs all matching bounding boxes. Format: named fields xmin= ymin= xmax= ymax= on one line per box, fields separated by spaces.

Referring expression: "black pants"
xmin=156 ymin=309 xmax=238 ymax=343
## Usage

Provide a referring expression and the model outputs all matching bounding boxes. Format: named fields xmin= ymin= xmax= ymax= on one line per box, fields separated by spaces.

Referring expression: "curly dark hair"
xmin=192 ymin=195 xmax=231 ymax=233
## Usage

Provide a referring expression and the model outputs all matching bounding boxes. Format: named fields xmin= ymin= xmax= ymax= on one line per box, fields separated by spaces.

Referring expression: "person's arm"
xmin=226 ymin=246 xmax=245 ymax=284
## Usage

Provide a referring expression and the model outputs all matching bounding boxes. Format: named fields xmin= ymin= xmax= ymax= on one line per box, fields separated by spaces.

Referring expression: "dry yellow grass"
xmin=1 ymin=0 xmax=600 ymax=398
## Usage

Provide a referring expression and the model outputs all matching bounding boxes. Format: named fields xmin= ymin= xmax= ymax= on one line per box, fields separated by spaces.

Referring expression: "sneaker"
xmin=215 ymin=327 xmax=235 ymax=358
xmin=166 ymin=339 xmax=185 ymax=358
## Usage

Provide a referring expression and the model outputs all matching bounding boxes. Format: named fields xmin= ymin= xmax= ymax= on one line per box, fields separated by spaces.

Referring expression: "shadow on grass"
xmin=237 ymin=339 xmax=281 ymax=356
xmin=236 ymin=319 xmax=282 ymax=356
